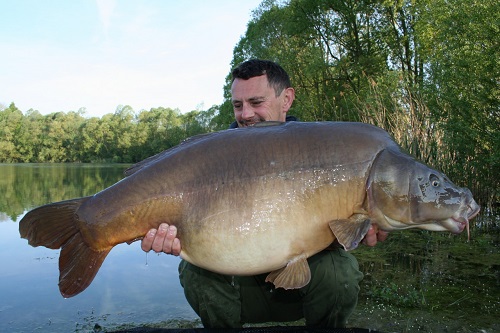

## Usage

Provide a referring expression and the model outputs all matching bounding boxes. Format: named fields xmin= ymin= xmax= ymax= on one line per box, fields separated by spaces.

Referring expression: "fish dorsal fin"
xmin=265 ymin=253 xmax=311 ymax=289
xmin=329 ymin=214 xmax=372 ymax=251
xmin=123 ymin=151 xmax=165 ymax=177
xmin=124 ymin=132 xmax=218 ymax=177
xmin=124 ymin=122 xmax=287 ymax=177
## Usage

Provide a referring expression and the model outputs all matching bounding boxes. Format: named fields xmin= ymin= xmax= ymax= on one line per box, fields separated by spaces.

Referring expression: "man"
xmin=141 ymin=59 xmax=388 ymax=328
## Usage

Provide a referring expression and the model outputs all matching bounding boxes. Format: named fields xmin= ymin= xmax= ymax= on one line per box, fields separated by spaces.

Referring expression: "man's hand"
xmin=141 ymin=223 xmax=181 ymax=256
xmin=362 ymin=224 xmax=389 ymax=247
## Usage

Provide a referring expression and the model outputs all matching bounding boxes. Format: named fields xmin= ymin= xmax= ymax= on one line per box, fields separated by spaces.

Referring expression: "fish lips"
xmin=444 ymin=197 xmax=480 ymax=234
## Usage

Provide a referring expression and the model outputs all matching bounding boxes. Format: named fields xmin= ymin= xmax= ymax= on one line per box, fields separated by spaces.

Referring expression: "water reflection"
xmin=0 ymin=164 xmax=498 ymax=332
xmin=0 ymin=163 xmax=132 ymax=220
xmin=0 ymin=164 xmax=197 ymax=333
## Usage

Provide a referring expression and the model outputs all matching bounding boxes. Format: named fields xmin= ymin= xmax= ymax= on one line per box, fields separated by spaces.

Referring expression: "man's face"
xmin=231 ymin=75 xmax=294 ymax=127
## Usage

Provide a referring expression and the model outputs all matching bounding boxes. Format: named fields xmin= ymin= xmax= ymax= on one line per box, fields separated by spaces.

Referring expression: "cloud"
xmin=95 ymin=0 xmax=117 ymax=38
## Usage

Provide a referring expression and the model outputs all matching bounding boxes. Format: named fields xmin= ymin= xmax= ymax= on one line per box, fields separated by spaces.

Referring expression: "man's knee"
xmin=178 ymin=260 xmax=242 ymax=328
xmin=301 ymin=249 xmax=363 ymax=327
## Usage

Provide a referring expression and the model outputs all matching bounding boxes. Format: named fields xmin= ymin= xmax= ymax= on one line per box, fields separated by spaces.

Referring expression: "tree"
xmin=0 ymin=103 xmax=23 ymax=162
xmin=16 ymin=109 xmax=44 ymax=162
xmin=418 ymin=0 xmax=500 ymax=207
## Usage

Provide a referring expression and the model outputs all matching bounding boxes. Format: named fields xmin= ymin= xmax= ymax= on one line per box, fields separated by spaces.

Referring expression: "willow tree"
xmin=221 ymin=0 xmax=431 ymax=128
xmin=418 ymin=0 xmax=500 ymax=207
xmin=222 ymin=0 xmax=498 ymax=208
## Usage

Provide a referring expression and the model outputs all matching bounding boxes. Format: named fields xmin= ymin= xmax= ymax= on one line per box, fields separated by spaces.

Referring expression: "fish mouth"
xmin=449 ymin=200 xmax=480 ymax=239
xmin=450 ymin=216 xmax=468 ymax=235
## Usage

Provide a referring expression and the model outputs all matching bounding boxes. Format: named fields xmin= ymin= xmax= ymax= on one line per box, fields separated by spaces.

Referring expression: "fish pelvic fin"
xmin=59 ymin=232 xmax=110 ymax=298
xmin=329 ymin=214 xmax=372 ymax=251
xmin=19 ymin=197 xmax=90 ymax=249
xmin=265 ymin=253 xmax=311 ymax=289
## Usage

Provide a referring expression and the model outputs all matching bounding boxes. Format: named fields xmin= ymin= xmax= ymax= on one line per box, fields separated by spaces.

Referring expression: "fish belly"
xmin=177 ymin=172 xmax=365 ymax=275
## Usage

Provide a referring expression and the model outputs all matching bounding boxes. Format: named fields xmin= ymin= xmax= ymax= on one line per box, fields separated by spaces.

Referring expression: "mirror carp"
xmin=19 ymin=122 xmax=480 ymax=297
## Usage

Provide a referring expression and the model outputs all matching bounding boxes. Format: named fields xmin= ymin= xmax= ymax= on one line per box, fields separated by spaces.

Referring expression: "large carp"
xmin=19 ymin=122 xmax=480 ymax=298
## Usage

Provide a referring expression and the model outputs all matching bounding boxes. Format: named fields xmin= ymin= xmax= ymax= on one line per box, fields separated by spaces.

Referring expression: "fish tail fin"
xmin=19 ymin=197 xmax=89 ymax=249
xmin=59 ymin=232 xmax=111 ymax=298
xmin=19 ymin=197 xmax=111 ymax=298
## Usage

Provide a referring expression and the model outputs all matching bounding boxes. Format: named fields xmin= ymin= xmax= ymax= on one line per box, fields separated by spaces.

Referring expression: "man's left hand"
xmin=362 ymin=224 xmax=388 ymax=247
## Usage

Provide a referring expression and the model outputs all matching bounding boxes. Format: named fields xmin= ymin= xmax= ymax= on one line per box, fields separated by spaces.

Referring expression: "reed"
xmin=349 ymin=75 xmax=497 ymax=227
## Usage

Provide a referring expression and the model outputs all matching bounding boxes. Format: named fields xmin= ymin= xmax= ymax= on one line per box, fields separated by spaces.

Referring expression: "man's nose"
xmin=241 ymin=104 xmax=255 ymax=119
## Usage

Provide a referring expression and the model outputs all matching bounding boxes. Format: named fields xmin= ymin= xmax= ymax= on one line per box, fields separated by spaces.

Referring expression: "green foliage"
xmin=418 ymin=0 xmax=500 ymax=206
xmin=0 ymin=105 xmax=216 ymax=164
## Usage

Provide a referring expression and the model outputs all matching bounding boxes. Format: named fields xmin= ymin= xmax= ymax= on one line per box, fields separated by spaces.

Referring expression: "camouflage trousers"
xmin=178 ymin=248 xmax=363 ymax=328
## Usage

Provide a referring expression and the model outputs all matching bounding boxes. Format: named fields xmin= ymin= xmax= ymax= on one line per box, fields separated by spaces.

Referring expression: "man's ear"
xmin=282 ymin=87 xmax=295 ymax=112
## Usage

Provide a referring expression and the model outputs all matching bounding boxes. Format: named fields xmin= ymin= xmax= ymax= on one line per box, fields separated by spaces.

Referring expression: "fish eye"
xmin=430 ymin=174 xmax=440 ymax=187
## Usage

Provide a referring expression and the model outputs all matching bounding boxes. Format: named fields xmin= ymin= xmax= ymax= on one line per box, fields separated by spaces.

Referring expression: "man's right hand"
xmin=141 ymin=223 xmax=181 ymax=256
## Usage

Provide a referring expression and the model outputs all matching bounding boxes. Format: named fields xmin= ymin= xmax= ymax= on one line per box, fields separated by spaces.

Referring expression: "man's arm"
xmin=141 ymin=223 xmax=388 ymax=255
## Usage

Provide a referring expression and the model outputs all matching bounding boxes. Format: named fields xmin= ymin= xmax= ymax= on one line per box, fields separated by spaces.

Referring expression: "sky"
xmin=0 ymin=0 xmax=263 ymax=118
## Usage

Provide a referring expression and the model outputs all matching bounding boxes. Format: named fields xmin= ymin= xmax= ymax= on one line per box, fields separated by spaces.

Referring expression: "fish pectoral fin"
xmin=329 ymin=214 xmax=372 ymax=251
xmin=265 ymin=253 xmax=311 ymax=289
xmin=59 ymin=233 xmax=111 ymax=298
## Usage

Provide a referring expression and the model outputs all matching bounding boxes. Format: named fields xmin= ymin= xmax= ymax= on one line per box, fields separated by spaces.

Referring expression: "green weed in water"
xmin=366 ymin=281 xmax=425 ymax=308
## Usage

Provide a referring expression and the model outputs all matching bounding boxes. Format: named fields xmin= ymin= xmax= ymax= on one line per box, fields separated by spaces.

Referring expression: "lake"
xmin=0 ymin=164 xmax=498 ymax=332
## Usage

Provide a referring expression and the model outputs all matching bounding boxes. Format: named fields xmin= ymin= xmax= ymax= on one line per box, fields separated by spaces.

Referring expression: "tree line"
xmin=1 ymin=0 xmax=498 ymax=211
xmin=0 ymin=104 xmax=220 ymax=164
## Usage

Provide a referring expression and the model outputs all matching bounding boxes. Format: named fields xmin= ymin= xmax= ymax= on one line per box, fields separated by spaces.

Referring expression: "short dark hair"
xmin=231 ymin=59 xmax=292 ymax=97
